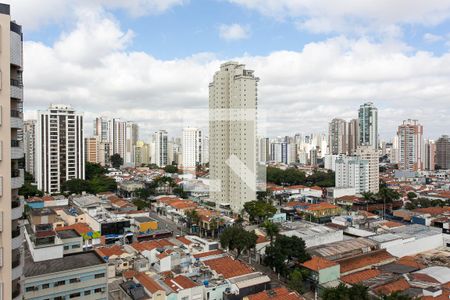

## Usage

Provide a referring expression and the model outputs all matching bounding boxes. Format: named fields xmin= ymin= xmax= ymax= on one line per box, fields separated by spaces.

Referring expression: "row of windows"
xmin=25 ymin=273 xmax=105 ymax=292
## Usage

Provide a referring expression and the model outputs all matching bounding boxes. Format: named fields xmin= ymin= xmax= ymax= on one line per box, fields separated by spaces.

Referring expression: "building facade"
xmin=397 ymin=119 xmax=424 ymax=171
xmin=36 ymin=104 xmax=85 ymax=194
xmin=108 ymin=118 xmax=126 ymax=162
xmin=328 ymin=118 xmax=348 ymax=155
xmin=335 ymin=156 xmax=370 ymax=194
xmin=435 ymin=135 xmax=450 ymax=170
xmin=85 ymin=136 xmax=99 ymax=164
xmin=355 ymin=145 xmax=379 ymax=193
xmin=134 ymin=140 xmax=150 ymax=166
xmin=125 ymin=122 xmax=138 ymax=166
xmin=209 ymin=61 xmax=258 ymax=212
xmin=182 ymin=127 xmax=203 ymax=170
xmin=152 ymin=130 xmax=168 ymax=167
xmin=347 ymin=118 xmax=359 ymax=155
xmin=0 ymin=4 xmax=24 ymax=298
xmin=358 ymin=102 xmax=378 ymax=150
xmin=24 ymin=119 xmax=36 ymax=178
xmin=424 ymin=139 xmax=436 ymax=171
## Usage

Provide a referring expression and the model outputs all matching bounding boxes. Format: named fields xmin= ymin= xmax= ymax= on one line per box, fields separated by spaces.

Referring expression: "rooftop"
xmin=203 ymin=256 xmax=254 ymax=279
xmin=340 ymin=269 xmax=382 ymax=285
xmin=134 ymin=272 xmax=164 ymax=294
xmin=163 ymin=275 xmax=199 ymax=292
xmin=24 ymin=251 xmax=106 ymax=277
xmin=134 ymin=216 xmax=156 ymax=223
xmin=308 ymin=238 xmax=378 ymax=260
xmin=57 ymin=229 xmax=80 ymax=239
xmin=246 ymin=287 xmax=304 ymax=300
xmin=301 ymin=256 xmax=338 ymax=271
xmin=336 ymin=249 xmax=395 ymax=274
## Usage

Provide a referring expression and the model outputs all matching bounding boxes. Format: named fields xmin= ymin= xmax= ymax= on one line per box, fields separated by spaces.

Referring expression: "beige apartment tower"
xmin=356 ymin=145 xmax=379 ymax=193
xmin=0 ymin=3 xmax=24 ymax=298
xmin=209 ymin=61 xmax=258 ymax=212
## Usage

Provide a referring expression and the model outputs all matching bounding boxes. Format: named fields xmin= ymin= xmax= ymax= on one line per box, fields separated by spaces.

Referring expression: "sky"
xmin=6 ymin=0 xmax=450 ymax=141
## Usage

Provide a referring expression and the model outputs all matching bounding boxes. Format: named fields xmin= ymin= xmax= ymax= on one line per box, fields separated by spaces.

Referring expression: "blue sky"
xmin=9 ymin=0 xmax=450 ymax=139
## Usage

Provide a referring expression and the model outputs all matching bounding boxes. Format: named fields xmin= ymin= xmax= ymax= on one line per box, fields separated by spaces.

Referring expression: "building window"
xmin=72 ymin=244 xmax=80 ymax=249
xmin=25 ymin=286 xmax=36 ymax=292
xmin=42 ymin=283 xmax=50 ymax=289
xmin=55 ymin=280 xmax=65 ymax=287
xmin=69 ymin=292 xmax=81 ymax=298
xmin=69 ymin=278 xmax=80 ymax=283
xmin=94 ymin=273 xmax=105 ymax=279
xmin=64 ymin=245 xmax=69 ymax=250
xmin=55 ymin=297 xmax=64 ymax=300
xmin=84 ymin=290 xmax=91 ymax=296
xmin=94 ymin=288 xmax=102 ymax=293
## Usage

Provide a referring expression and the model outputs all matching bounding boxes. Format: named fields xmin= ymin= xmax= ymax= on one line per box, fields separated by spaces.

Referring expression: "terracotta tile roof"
xmin=373 ymin=278 xmax=410 ymax=295
xmin=256 ymin=235 xmax=268 ymax=244
xmin=134 ymin=272 xmax=164 ymax=294
xmin=337 ymin=195 xmax=363 ymax=202
xmin=131 ymin=239 xmax=173 ymax=252
xmin=413 ymin=206 xmax=450 ymax=216
xmin=285 ymin=185 xmax=307 ymax=190
xmin=382 ymin=221 xmax=404 ymax=228
xmin=410 ymin=273 xmax=440 ymax=284
xmin=96 ymin=245 xmax=126 ymax=257
xmin=305 ymin=203 xmax=338 ymax=211
xmin=123 ymin=270 xmax=137 ymax=280
xmin=341 ymin=269 xmax=382 ymax=284
xmin=42 ymin=195 xmax=55 ymax=201
xmin=193 ymin=249 xmax=224 ymax=259
xmin=337 ymin=250 xmax=395 ymax=274
xmin=285 ymin=201 xmax=305 ymax=207
xmin=397 ymin=256 xmax=425 ymax=270
xmin=310 ymin=186 xmax=322 ymax=191
xmin=301 ymin=256 xmax=338 ymax=272
xmin=203 ymin=257 xmax=253 ymax=279
xmin=176 ymin=236 xmax=193 ymax=245
xmin=55 ymin=223 xmax=93 ymax=235
xmin=163 ymin=275 xmax=198 ymax=292
xmin=35 ymin=230 xmax=56 ymax=238
xmin=247 ymin=287 xmax=304 ymax=300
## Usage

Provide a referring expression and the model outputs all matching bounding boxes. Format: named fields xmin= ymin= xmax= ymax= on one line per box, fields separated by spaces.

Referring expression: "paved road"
xmin=148 ymin=211 xmax=184 ymax=236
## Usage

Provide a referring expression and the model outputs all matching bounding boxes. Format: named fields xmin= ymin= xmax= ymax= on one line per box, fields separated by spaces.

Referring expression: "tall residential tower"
xmin=358 ymin=102 xmax=378 ymax=150
xmin=209 ymin=61 xmax=258 ymax=212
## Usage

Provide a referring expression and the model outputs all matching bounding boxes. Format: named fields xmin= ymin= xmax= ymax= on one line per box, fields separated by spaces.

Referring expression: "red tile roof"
xmin=337 ymin=250 xmax=395 ymax=274
xmin=193 ymin=249 xmax=224 ymax=259
xmin=176 ymin=236 xmax=193 ymax=245
xmin=382 ymin=221 xmax=404 ymax=228
xmin=131 ymin=239 xmax=173 ymax=252
xmin=247 ymin=287 xmax=304 ymax=300
xmin=203 ymin=257 xmax=253 ymax=279
xmin=163 ymin=275 xmax=199 ymax=292
xmin=305 ymin=203 xmax=338 ymax=211
xmin=397 ymin=256 xmax=425 ymax=270
xmin=301 ymin=256 xmax=338 ymax=272
xmin=96 ymin=245 xmax=126 ymax=257
xmin=413 ymin=206 xmax=450 ymax=216
xmin=341 ymin=269 xmax=382 ymax=284
xmin=134 ymin=272 xmax=164 ymax=294
xmin=373 ymin=278 xmax=410 ymax=295
xmin=55 ymin=223 xmax=93 ymax=235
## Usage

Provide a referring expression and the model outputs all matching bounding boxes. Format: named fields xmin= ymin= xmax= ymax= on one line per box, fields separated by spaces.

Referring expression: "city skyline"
xmin=5 ymin=0 xmax=449 ymax=139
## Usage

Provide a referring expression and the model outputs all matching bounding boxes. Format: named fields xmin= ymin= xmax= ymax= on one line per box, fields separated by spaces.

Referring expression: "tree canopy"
xmin=244 ymin=200 xmax=277 ymax=224
xmin=266 ymin=167 xmax=334 ymax=187
xmin=264 ymin=235 xmax=309 ymax=276
xmin=219 ymin=226 xmax=258 ymax=259
xmin=322 ymin=283 xmax=369 ymax=300
xmin=164 ymin=164 xmax=178 ymax=174
xmin=85 ymin=162 xmax=106 ymax=180
xmin=110 ymin=153 xmax=123 ymax=168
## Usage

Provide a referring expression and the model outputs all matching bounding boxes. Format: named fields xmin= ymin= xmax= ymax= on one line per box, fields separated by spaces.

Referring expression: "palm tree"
xmin=209 ymin=217 xmax=218 ymax=239
xmin=262 ymin=220 xmax=279 ymax=245
xmin=377 ymin=187 xmax=400 ymax=219
xmin=185 ymin=209 xmax=200 ymax=234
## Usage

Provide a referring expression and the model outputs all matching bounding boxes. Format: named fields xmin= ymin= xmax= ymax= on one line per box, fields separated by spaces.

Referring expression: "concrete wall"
xmin=318 ymin=265 xmax=340 ymax=284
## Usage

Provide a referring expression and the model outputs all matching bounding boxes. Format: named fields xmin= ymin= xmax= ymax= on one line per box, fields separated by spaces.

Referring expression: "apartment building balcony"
xmin=11 ymin=250 xmax=23 ymax=281
xmin=12 ymin=226 xmax=23 ymax=249
xmin=10 ymin=110 xmax=23 ymax=129
xmin=11 ymin=139 xmax=23 ymax=160
xmin=11 ymin=198 xmax=23 ymax=220
xmin=11 ymin=169 xmax=24 ymax=189
xmin=10 ymin=79 xmax=23 ymax=100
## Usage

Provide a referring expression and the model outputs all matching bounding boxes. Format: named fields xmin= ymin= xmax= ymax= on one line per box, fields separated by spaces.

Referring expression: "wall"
xmin=318 ymin=265 xmax=340 ymax=284
xmin=384 ymin=233 xmax=444 ymax=257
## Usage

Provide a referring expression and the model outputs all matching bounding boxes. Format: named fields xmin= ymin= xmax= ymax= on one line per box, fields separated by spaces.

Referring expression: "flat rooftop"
xmin=24 ymin=251 xmax=106 ymax=277
xmin=280 ymin=221 xmax=339 ymax=239
xmin=134 ymin=216 xmax=156 ymax=223
xmin=369 ymin=224 xmax=442 ymax=243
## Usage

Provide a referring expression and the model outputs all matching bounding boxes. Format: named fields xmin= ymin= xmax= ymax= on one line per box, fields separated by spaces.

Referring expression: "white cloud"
xmin=21 ymin=9 xmax=450 ymax=140
xmin=229 ymin=0 xmax=450 ymax=34
xmin=423 ymin=33 xmax=444 ymax=43
xmin=219 ymin=23 xmax=250 ymax=41
xmin=4 ymin=0 xmax=186 ymax=30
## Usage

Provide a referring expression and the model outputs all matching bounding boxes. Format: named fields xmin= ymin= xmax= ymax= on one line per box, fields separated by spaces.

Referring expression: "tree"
xmin=135 ymin=188 xmax=151 ymax=200
xmin=173 ymin=186 xmax=188 ymax=199
xmin=185 ymin=209 xmax=200 ymax=233
xmin=63 ymin=179 xmax=92 ymax=194
xmin=85 ymin=162 xmax=106 ymax=180
xmin=322 ymin=284 xmax=369 ymax=300
xmin=110 ymin=154 xmax=123 ymax=168
xmin=244 ymin=200 xmax=277 ymax=224
xmin=262 ymin=220 xmax=279 ymax=245
xmin=287 ymin=268 xmax=308 ymax=293
xmin=89 ymin=175 xmax=117 ymax=193
xmin=407 ymin=192 xmax=417 ymax=200
xmin=164 ymin=164 xmax=178 ymax=173
xmin=219 ymin=226 xmax=258 ymax=259
xmin=382 ymin=292 xmax=413 ymax=300
xmin=19 ymin=182 xmax=44 ymax=198
xmin=132 ymin=199 xmax=149 ymax=210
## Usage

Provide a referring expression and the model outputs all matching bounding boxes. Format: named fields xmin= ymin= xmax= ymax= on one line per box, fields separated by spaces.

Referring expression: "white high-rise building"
xmin=335 ymin=155 xmax=370 ymax=194
xmin=24 ymin=120 xmax=36 ymax=178
xmin=397 ymin=119 xmax=424 ymax=171
xmin=202 ymin=135 xmax=209 ymax=165
xmin=109 ymin=118 xmax=126 ymax=161
xmin=153 ymin=130 xmax=168 ymax=167
xmin=258 ymin=137 xmax=270 ymax=163
xmin=182 ymin=127 xmax=203 ymax=169
xmin=36 ymin=104 xmax=84 ymax=194
xmin=209 ymin=61 xmax=258 ymax=212
xmin=94 ymin=117 xmax=110 ymax=142
xmin=328 ymin=118 xmax=348 ymax=155
xmin=355 ymin=146 xmax=379 ymax=193
xmin=0 ymin=5 xmax=25 ymax=296
xmin=358 ymin=102 xmax=378 ymax=150
xmin=125 ymin=122 xmax=138 ymax=166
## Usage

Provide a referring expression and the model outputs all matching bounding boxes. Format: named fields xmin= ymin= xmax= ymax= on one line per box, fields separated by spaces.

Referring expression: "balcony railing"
xmin=11 ymin=140 xmax=20 ymax=147
xmin=10 ymin=78 xmax=22 ymax=87
xmin=11 ymin=169 xmax=20 ymax=177
xmin=12 ymin=228 xmax=20 ymax=238
xmin=10 ymin=110 xmax=22 ymax=118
